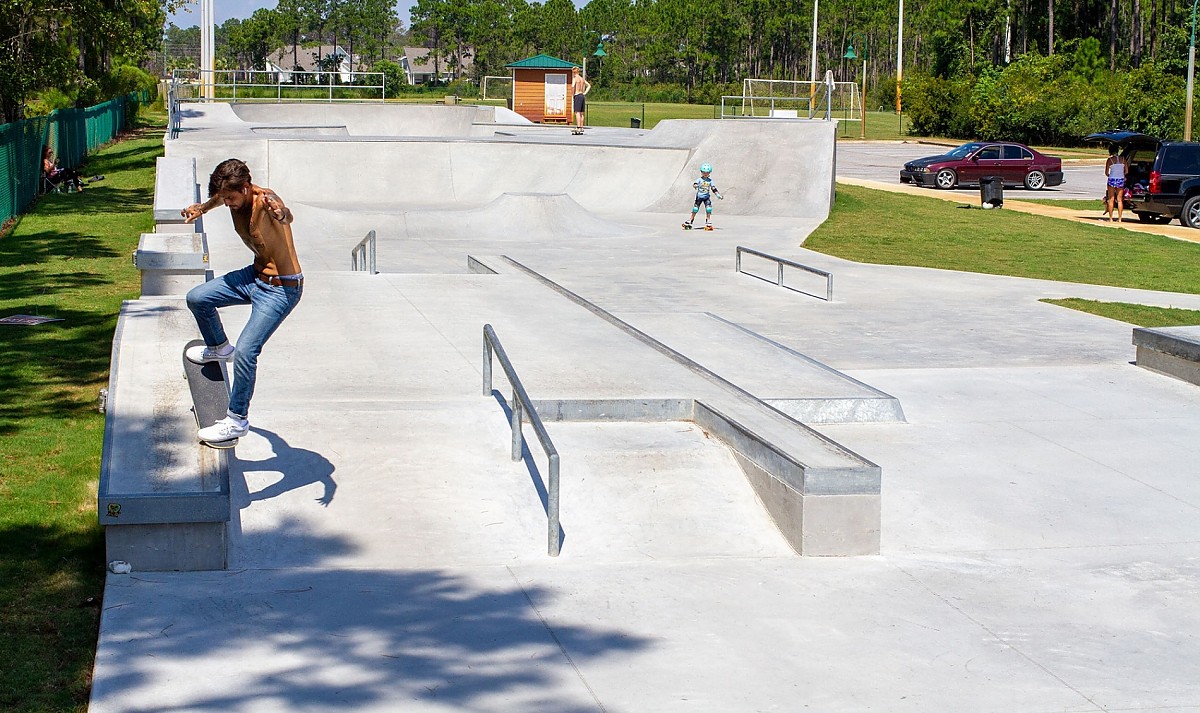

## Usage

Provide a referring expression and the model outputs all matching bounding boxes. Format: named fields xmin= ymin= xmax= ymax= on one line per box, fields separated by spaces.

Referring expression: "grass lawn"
xmin=586 ymin=101 xmax=717 ymax=128
xmin=1041 ymin=298 xmax=1200 ymax=326
xmin=808 ymin=183 xmax=1200 ymax=325
xmin=0 ymin=116 xmax=162 ymax=712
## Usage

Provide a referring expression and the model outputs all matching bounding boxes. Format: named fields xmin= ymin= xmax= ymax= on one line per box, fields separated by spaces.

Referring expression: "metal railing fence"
xmin=736 ymin=245 xmax=834 ymax=301
xmin=170 ymin=68 xmax=386 ymax=103
xmin=350 ymin=230 xmax=377 ymax=273
xmin=482 ymin=324 xmax=562 ymax=556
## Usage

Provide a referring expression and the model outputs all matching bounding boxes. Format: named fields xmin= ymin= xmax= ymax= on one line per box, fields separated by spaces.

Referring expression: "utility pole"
xmin=896 ymin=0 xmax=904 ymax=113
xmin=201 ymin=0 xmax=215 ymax=100
xmin=810 ymin=0 xmax=820 ymax=97
xmin=1187 ymin=0 xmax=1197 ymax=140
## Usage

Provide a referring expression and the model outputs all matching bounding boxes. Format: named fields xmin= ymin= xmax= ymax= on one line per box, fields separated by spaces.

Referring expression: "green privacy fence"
xmin=0 ymin=91 xmax=150 ymax=227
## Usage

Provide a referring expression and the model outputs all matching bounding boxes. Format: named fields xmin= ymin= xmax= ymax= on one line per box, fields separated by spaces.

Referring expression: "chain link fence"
xmin=0 ymin=91 xmax=149 ymax=227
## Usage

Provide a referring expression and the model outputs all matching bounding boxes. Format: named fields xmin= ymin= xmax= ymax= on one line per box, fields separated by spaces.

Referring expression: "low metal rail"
xmin=482 ymin=324 xmax=561 ymax=556
xmin=736 ymin=246 xmax=833 ymax=301
xmin=350 ymin=230 xmax=377 ymax=273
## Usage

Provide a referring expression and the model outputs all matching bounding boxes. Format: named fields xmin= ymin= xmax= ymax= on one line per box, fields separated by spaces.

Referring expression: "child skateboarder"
xmin=682 ymin=162 xmax=723 ymax=230
xmin=180 ymin=158 xmax=302 ymax=445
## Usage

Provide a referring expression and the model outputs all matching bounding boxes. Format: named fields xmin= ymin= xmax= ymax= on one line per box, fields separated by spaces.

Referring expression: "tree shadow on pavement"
xmin=92 ymin=549 xmax=650 ymax=712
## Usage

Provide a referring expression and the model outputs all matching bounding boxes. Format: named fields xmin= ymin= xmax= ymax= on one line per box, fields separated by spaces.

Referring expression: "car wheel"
xmin=1182 ymin=195 xmax=1200 ymax=229
xmin=1024 ymin=170 xmax=1046 ymax=190
xmin=935 ymin=169 xmax=957 ymax=189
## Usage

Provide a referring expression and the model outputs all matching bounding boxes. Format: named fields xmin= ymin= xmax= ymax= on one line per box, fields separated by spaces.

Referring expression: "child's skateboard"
xmin=182 ymin=338 xmax=237 ymax=449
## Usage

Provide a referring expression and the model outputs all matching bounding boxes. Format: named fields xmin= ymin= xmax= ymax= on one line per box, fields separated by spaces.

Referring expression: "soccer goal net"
xmin=481 ymin=75 xmax=513 ymax=101
xmin=738 ymin=77 xmax=862 ymax=120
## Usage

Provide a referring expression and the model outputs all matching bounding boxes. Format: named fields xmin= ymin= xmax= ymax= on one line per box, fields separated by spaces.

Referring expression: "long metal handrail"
xmin=350 ymin=230 xmax=377 ymax=273
xmin=482 ymin=324 xmax=561 ymax=556
xmin=736 ymin=245 xmax=833 ymax=301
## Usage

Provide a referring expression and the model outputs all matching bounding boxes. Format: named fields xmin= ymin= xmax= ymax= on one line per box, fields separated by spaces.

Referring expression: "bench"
xmin=442 ymin=95 xmax=459 ymax=105
xmin=98 ymin=299 xmax=230 ymax=571
xmin=1133 ymin=326 xmax=1200 ymax=387
xmin=153 ymin=156 xmax=200 ymax=233
xmin=132 ymin=232 xmax=212 ymax=297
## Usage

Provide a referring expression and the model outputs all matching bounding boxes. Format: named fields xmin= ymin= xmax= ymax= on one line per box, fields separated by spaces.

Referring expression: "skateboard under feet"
xmin=182 ymin=338 xmax=238 ymax=449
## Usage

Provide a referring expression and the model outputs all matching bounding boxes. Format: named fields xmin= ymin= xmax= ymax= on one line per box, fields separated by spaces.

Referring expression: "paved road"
xmin=837 ymin=141 xmax=1105 ymax=201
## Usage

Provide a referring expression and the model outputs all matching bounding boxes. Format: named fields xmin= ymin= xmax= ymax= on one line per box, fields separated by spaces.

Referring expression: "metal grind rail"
xmin=482 ymin=324 xmax=562 ymax=556
xmin=350 ymin=230 xmax=377 ymax=273
xmin=736 ymin=246 xmax=833 ymax=301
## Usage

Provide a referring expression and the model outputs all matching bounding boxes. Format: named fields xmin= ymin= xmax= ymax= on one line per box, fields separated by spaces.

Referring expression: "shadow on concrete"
xmin=234 ymin=427 xmax=338 ymax=507
xmin=489 ymin=390 xmax=565 ymax=552
xmin=96 ymin=564 xmax=650 ymax=712
xmin=487 ymin=388 xmax=566 ymax=544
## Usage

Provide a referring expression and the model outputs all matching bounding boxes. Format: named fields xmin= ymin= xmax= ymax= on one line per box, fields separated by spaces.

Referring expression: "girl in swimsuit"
xmin=1105 ymin=144 xmax=1128 ymax=223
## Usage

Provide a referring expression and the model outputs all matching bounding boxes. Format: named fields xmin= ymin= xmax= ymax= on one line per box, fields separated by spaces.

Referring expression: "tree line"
xmin=0 ymin=0 xmax=168 ymax=123
xmin=4 ymin=0 xmax=1197 ymax=130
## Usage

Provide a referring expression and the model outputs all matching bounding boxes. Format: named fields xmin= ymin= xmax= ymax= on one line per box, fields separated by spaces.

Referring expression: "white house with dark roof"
xmin=264 ymin=45 xmax=362 ymax=83
xmin=398 ymin=47 xmax=472 ymax=85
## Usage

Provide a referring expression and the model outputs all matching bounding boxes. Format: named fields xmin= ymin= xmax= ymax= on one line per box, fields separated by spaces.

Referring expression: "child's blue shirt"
xmin=693 ymin=175 xmax=719 ymax=199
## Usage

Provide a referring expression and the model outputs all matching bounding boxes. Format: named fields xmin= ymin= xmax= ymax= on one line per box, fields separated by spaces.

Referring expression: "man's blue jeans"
xmin=186 ymin=265 xmax=302 ymax=420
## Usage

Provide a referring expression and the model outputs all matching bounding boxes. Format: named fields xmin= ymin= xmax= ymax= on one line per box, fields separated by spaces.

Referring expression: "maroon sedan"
xmin=900 ymin=142 xmax=1064 ymax=190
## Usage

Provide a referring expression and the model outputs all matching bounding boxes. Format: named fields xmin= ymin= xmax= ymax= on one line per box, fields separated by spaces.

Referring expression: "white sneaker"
xmin=198 ymin=416 xmax=248 ymax=442
xmin=186 ymin=343 xmax=234 ymax=364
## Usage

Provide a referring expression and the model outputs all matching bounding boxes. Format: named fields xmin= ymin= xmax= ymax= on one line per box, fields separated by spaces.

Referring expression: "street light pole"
xmin=844 ymin=36 xmax=867 ymax=140
xmin=1186 ymin=0 xmax=1197 ymax=140
xmin=810 ymin=0 xmax=820 ymax=96
xmin=896 ymin=0 xmax=904 ymax=114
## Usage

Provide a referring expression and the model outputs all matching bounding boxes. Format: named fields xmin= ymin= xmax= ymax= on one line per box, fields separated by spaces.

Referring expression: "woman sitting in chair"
xmin=43 ymin=146 xmax=84 ymax=191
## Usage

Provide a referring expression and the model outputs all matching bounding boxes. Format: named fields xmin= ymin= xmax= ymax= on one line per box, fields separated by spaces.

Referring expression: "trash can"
xmin=630 ymin=117 xmax=641 ymax=129
xmin=980 ymin=175 xmax=1003 ymax=208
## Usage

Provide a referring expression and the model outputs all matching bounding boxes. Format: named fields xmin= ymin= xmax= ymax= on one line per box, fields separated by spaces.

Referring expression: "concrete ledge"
xmin=98 ymin=299 xmax=230 ymax=571
xmin=1133 ymin=326 xmax=1200 ymax=386
xmin=153 ymin=156 xmax=200 ymax=232
xmin=133 ymin=232 xmax=212 ymax=297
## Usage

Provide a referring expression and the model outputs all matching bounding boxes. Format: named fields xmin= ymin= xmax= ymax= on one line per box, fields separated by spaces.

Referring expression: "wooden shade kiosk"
xmin=506 ymin=54 xmax=581 ymax=124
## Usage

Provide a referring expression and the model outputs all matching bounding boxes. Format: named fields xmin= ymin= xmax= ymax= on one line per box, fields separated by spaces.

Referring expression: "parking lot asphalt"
xmin=837 ymin=140 xmax=1106 ymax=200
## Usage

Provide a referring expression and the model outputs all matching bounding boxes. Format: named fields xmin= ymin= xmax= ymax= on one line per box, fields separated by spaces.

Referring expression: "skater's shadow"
xmin=237 ymin=427 xmax=337 ymax=507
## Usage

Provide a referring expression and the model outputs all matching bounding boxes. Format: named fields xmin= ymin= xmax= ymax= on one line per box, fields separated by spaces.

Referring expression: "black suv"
xmin=1084 ymin=130 xmax=1200 ymax=227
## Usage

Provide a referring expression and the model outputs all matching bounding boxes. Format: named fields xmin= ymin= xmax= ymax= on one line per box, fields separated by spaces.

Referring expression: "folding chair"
xmin=42 ymin=172 xmax=65 ymax=194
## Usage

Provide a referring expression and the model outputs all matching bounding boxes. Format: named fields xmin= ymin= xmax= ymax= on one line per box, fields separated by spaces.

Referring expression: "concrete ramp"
xmin=168 ymin=106 xmax=835 ymax=221
xmin=400 ymin=192 xmax=639 ymax=241
xmin=643 ymin=119 xmax=837 ymax=218
xmin=262 ymin=138 xmax=691 ymax=211
xmin=230 ymin=102 xmax=529 ymax=136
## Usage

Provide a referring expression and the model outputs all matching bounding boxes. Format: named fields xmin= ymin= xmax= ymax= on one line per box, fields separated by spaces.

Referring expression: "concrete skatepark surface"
xmin=91 ymin=103 xmax=1200 ymax=711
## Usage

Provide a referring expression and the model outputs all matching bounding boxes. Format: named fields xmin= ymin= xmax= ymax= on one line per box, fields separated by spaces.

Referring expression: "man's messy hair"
xmin=208 ymin=158 xmax=251 ymax=198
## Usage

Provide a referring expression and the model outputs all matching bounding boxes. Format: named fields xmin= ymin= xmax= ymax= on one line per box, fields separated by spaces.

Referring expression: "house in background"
xmin=398 ymin=47 xmax=472 ymax=85
xmin=264 ymin=45 xmax=362 ymax=83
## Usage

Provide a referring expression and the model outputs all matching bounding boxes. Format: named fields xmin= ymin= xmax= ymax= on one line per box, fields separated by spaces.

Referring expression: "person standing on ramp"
xmin=180 ymin=158 xmax=303 ymax=444
xmin=571 ymin=66 xmax=591 ymax=135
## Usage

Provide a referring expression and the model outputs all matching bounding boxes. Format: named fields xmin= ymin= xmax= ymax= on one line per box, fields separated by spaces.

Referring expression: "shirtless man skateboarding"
xmin=181 ymin=158 xmax=302 ymax=444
